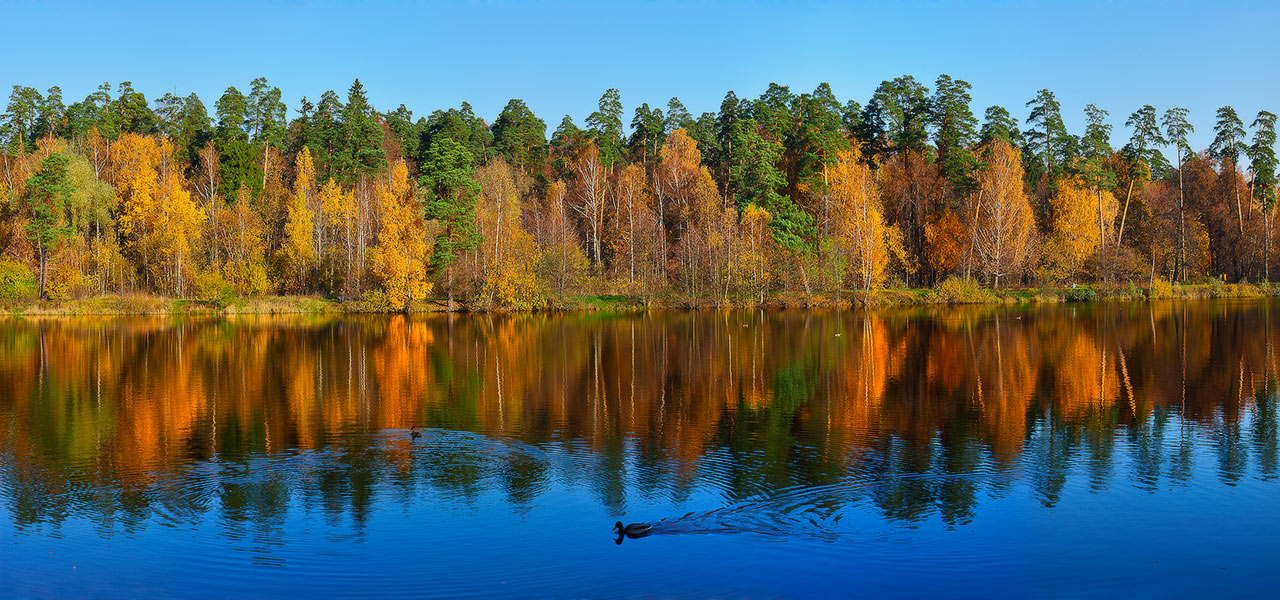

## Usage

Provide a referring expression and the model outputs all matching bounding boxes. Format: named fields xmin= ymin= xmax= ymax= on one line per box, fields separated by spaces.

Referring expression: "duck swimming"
xmin=613 ymin=521 xmax=652 ymax=537
xmin=410 ymin=426 xmax=422 ymax=439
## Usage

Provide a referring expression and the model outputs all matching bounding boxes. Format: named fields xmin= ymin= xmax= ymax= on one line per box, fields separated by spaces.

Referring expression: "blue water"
xmin=1 ymin=305 xmax=1278 ymax=597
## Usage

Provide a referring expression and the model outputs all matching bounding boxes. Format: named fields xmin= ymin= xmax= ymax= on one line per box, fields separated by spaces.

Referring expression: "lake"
xmin=1 ymin=302 xmax=1278 ymax=598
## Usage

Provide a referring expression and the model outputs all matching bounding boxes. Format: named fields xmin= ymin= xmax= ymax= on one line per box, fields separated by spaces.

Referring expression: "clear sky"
xmin=3 ymin=0 xmax=1277 ymax=149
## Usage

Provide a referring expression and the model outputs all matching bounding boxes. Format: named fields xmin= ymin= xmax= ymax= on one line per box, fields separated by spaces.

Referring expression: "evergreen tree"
xmin=112 ymin=82 xmax=157 ymax=135
xmin=732 ymin=118 xmax=813 ymax=252
xmin=930 ymin=75 xmax=979 ymax=195
xmin=290 ymin=95 xmax=315 ymax=154
xmin=215 ymin=87 xmax=249 ymax=141
xmin=23 ymin=153 xmax=74 ymax=299
xmin=2 ymin=85 xmax=42 ymax=152
xmin=862 ymin=76 xmax=930 ymax=158
xmin=664 ymin=97 xmax=693 ymax=134
xmin=420 ymin=102 xmax=491 ymax=166
xmin=1250 ymin=111 xmax=1278 ymax=208
xmin=551 ymin=114 xmax=583 ymax=162
xmin=979 ymin=105 xmax=1022 ymax=147
xmin=1163 ymin=106 xmax=1193 ymax=281
xmin=335 ymin=79 xmax=387 ymax=183
xmin=1078 ymin=104 xmax=1115 ymax=190
xmin=795 ymin=82 xmax=849 ymax=199
xmin=586 ymin=88 xmax=624 ymax=170
xmin=384 ymin=104 xmax=418 ymax=161
xmin=1024 ymin=88 xmax=1075 ymax=181
xmin=311 ymin=90 xmax=344 ymax=179
xmin=1210 ymin=106 xmax=1248 ymax=236
xmin=34 ymin=86 xmax=64 ymax=140
xmin=491 ymin=98 xmax=547 ymax=173
xmin=713 ymin=91 xmax=742 ymax=197
xmin=1209 ymin=106 xmax=1248 ymax=170
xmin=420 ymin=137 xmax=481 ymax=311
xmin=1123 ymin=105 xmax=1167 ymax=178
xmin=247 ymin=77 xmax=287 ymax=147
xmin=1250 ymin=110 xmax=1278 ymax=279
xmin=688 ymin=111 xmax=719 ymax=168
xmin=750 ymin=82 xmax=797 ymax=145
xmin=627 ymin=103 xmax=664 ymax=167
xmin=1114 ymin=104 xmax=1167 ymax=245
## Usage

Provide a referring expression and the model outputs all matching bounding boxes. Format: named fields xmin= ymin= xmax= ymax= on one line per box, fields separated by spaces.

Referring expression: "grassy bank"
xmin=0 ymin=294 xmax=345 ymax=316
xmin=2 ymin=280 xmax=1279 ymax=316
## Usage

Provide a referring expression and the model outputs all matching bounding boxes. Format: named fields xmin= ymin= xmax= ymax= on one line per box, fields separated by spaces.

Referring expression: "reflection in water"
xmin=1 ymin=303 xmax=1279 ymax=594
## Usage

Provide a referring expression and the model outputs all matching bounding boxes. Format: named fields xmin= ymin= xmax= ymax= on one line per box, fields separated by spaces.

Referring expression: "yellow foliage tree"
xmin=1050 ymin=177 xmax=1119 ymax=277
xmin=970 ymin=140 xmax=1036 ymax=288
xmin=111 ymin=133 xmax=205 ymax=296
xmin=283 ymin=148 xmax=317 ymax=290
xmin=225 ymin=187 xmax=269 ymax=296
xmin=317 ymin=176 xmax=353 ymax=288
xmin=828 ymin=148 xmax=890 ymax=300
xmin=370 ymin=160 xmax=431 ymax=310
xmin=736 ymin=204 xmax=773 ymax=303
xmin=476 ymin=158 xmax=540 ymax=309
xmin=539 ymin=180 xmax=589 ymax=300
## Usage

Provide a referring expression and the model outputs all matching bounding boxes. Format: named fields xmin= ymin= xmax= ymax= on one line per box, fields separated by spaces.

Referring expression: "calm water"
xmin=2 ymin=303 xmax=1279 ymax=598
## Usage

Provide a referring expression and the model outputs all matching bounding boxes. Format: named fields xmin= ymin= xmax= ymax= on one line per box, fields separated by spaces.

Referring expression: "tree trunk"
xmin=1116 ymin=178 xmax=1136 ymax=246
xmin=1177 ymin=149 xmax=1185 ymax=282
xmin=447 ymin=262 xmax=455 ymax=312
xmin=37 ymin=245 xmax=47 ymax=300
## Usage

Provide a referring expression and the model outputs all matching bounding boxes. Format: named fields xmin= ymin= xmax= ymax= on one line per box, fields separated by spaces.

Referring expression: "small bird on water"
xmin=613 ymin=521 xmax=652 ymax=538
xmin=411 ymin=426 xmax=422 ymax=439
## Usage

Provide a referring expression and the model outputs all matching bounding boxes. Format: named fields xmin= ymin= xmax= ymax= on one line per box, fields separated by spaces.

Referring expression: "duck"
xmin=613 ymin=521 xmax=652 ymax=537
xmin=410 ymin=426 xmax=422 ymax=439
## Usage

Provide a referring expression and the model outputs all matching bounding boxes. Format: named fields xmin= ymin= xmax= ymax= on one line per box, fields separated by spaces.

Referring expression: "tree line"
xmin=1 ymin=75 xmax=1277 ymax=308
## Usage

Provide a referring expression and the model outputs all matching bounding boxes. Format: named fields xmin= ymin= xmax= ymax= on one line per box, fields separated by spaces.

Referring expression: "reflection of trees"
xmin=1 ymin=301 xmax=1280 ymax=533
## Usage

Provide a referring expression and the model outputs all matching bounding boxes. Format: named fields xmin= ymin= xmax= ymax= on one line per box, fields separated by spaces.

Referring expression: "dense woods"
xmin=2 ymin=76 xmax=1278 ymax=309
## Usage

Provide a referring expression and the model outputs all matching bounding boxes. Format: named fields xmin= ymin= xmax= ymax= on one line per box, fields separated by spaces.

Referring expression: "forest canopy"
xmin=1 ymin=76 xmax=1276 ymax=308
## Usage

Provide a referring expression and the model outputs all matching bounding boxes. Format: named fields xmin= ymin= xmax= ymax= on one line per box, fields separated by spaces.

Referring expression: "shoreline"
xmin=2 ymin=281 xmax=1277 ymax=317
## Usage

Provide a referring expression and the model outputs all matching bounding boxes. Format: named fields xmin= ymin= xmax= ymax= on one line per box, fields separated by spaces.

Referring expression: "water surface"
xmin=2 ymin=302 xmax=1279 ymax=598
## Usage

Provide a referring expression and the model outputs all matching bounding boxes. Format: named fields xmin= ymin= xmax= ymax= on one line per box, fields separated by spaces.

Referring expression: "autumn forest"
xmin=2 ymin=76 xmax=1277 ymax=310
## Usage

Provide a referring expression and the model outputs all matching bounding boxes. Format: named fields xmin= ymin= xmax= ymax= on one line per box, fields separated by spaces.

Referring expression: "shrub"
xmin=195 ymin=270 xmax=238 ymax=308
xmin=0 ymin=260 xmax=37 ymax=300
xmin=1148 ymin=277 xmax=1174 ymax=299
xmin=351 ymin=289 xmax=395 ymax=313
xmin=928 ymin=276 xmax=996 ymax=304
xmin=45 ymin=259 xmax=85 ymax=302
xmin=1217 ymin=283 xmax=1263 ymax=298
xmin=1061 ymin=287 xmax=1097 ymax=302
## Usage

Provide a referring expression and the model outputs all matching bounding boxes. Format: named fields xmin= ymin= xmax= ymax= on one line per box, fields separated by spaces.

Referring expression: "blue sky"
xmin=3 ymin=0 xmax=1277 ymax=149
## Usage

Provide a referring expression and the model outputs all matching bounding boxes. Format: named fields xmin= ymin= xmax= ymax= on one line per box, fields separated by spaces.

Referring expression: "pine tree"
xmin=731 ymin=119 xmax=813 ymax=262
xmin=1162 ymin=106 xmax=1194 ymax=281
xmin=23 ymin=153 xmax=74 ymax=299
xmin=1024 ymin=89 xmax=1076 ymax=185
xmin=1116 ymin=104 xmax=1166 ymax=244
xmin=930 ymin=75 xmax=979 ymax=196
xmin=420 ymin=137 xmax=481 ymax=310
xmin=627 ymin=103 xmax=664 ymax=167
xmin=586 ymin=88 xmax=624 ymax=171
xmin=491 ymin=99 xmax=547 ymax=173
xmin=1251 ymin=111 xmax=1279 ymax=280
xmin=335 ymin=79 xmax=387 ymax=184
xmin=979 ymin=105 xmax=1022 ymax=147
xmin=1210 ymin=106 xmax=1248 ymax=235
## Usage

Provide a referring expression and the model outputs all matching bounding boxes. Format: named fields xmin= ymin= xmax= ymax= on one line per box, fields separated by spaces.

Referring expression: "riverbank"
xmin=2 ymin=279 xmax=1279 ymax=316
